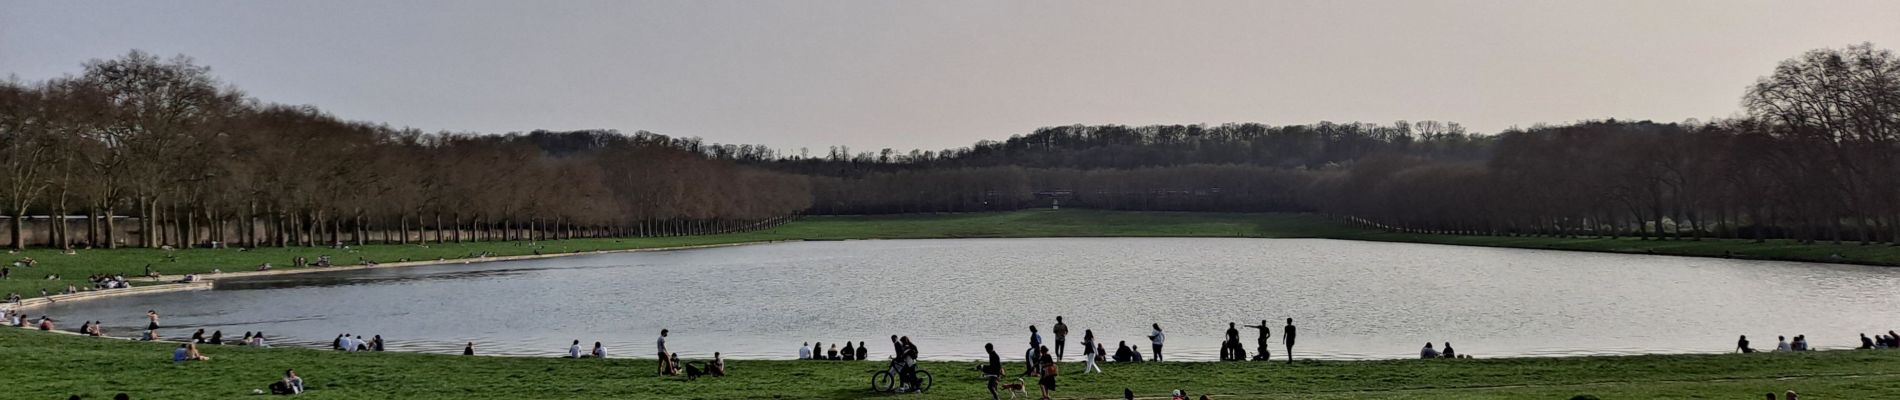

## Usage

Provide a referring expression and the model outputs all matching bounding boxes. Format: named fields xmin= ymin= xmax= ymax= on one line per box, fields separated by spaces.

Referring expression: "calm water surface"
xmin=38 ymin=238 xmax=1900 ymax=361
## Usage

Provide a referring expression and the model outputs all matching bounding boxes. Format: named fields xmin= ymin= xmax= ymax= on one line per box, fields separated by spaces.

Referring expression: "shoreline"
xmin=1 ymin=240 xmax=800 ymax=314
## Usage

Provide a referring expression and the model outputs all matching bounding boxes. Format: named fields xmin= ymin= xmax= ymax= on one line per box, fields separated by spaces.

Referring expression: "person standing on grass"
xmin=1026 ymin=325 xmax=1043 ymax=376
xmin=1284 ymin=318 xmax=1297 ymax=364
xmin=1147 ymin=323 xmax=1165 ymax=362
xmin=1247 ymin=319 xmax=1272 ymax=361
xmin=1053 ymin=316 xmax=1069 ymax=362
xmin=1222 ymin=322 xmax=1242 ymax=361
xmin=657 ymin=329 xmax=670 ymax=375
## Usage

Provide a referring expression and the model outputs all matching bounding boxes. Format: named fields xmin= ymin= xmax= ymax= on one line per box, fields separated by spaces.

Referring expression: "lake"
xmin=36 ymin=238 xmax=1900 ymax=361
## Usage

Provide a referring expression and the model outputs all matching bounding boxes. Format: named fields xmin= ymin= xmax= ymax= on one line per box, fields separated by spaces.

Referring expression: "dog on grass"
xmin=998 ymin=377 xmax=1028 ymax=399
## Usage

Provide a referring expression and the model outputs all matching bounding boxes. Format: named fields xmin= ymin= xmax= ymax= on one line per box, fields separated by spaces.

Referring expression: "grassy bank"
xmin=6 ymin=328 xmax=1898 ymax=399
xmin=6 ymin=209 xmax=1898 ymax=300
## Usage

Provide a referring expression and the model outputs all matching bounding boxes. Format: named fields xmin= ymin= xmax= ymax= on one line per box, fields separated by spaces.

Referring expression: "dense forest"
xmin=0 ymin=51 xmax=810 ymax=249
xmin=2 ymin=43 xmax=1895 ymax=248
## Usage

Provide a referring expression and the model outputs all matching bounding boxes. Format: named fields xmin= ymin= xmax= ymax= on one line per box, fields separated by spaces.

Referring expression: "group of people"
xmin=1219 ymin=320 xmax=1289 ymax=362
xmin=799 ymin=340 xmax=868 ymax=360
xmin=651 ymin=330 xmax=728 ymax=378
xmin=566 ymin=340 xmax=606 ymax=358
xmin=171 ymin=342 xmax=212 ymax=362
xmin=332 ymin=333 xmax=385 ymax=352
xmin=1858 ymin=331 xmax=1900 ymax=349
xmin=1735 ymin=332 xmax=1891 ymax=353
xmin=7 ymin=310 xmax=56 ymax=331
xmin=1419 ymin=342 xmax=1463 ymax=359
xmin=75 ymin=320 xmax=103 ymax=336
xmin=86 ymin=273 xmax=133 ymax=290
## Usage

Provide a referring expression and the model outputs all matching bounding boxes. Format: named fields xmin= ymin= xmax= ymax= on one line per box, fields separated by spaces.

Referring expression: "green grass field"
xmin=6 ymin=209 xmax=1900 ymax=398
xmin=5 ymin=209 xmax=1896 ymax=302
xmin=5 ymin=328 xmax=1897 ymax=399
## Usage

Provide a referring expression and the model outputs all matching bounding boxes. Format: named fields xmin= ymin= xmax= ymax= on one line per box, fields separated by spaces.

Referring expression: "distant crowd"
xmin=14 ymin=305 xmax=1900 ymax=399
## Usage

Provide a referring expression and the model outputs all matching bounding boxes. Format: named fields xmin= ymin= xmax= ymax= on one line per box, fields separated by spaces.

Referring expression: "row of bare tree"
xmin=0 ymin=51 xmax=810 ymax=249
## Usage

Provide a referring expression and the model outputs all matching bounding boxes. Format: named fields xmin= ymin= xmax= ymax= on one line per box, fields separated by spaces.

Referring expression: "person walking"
xmin=1147 ymin=323 xmax=1165 ymax=362
xmin=1053 ymin=316 xmax=1070 ymax=362
xmin=656 ymin=329 xmax=670 ymax=375
xmin=983 ymin=343 xmax=1003 ymax=400
xmin=1283 ymin=318 xmax=1298 ymax=364
xmin=1081 ymin=329 xmax=1102 ymax=373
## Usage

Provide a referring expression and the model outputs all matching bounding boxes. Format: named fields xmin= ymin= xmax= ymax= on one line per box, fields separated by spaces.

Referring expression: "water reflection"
xmin=37 ymin=238 xmax=1900 ymax=361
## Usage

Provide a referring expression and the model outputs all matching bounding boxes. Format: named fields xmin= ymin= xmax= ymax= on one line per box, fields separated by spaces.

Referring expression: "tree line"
xmin=0 ymin=51 xmax=809 ymax=250
xmin=776 ymin=43 xmax=1900 ymax=244
xmin=4 ymin=43 xmax=1893 ymax=248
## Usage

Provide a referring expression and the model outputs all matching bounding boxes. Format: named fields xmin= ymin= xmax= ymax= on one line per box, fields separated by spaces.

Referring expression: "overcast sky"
xmin=4 ymin=1 xmax=1897 ymax=152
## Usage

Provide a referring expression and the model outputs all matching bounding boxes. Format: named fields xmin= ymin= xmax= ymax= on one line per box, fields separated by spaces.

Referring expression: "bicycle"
xmin=870 ymin=356 xmax=933 ymax=393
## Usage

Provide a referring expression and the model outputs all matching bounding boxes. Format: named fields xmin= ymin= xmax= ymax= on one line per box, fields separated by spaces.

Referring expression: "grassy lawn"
xmin=5 ymin=209 xmax=1897 ymax=302
xmin=5 ymin=328 xmax=1896 ymax=399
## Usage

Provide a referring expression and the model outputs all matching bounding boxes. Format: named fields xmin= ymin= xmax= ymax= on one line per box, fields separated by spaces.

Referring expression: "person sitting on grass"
xmin=709 ymin=352 xmax=727 ymax=377
xmin=267 ymin=369 xmax=304 ymax=395
xmin=1775 ymin=336 xmax=1790 ymax=352
xmin=186 ymin=343 xmax=211 ymax=361
xmin=1861 ymin=333 xmax=1875 ymax=349
xmin=1442 ymin=342 xmax=1456 ymax=358
xmin=666 ymin=353 xmax=684 ymax=375
xmin=569 ymin=340 xmax=583 ymax=358
xmin=858 ymin=341 xmax=868 ymax=360
xmin=1420 ymin=342 xmax=1439 ymax=359
xmin=1737 ymin=335 xmax=1755 ymax=353
xmin=209 ymin=330 xmax=223 ymax=345
xmin=798 ymin=342 xmax=811 ymax=360
xmin=591 ymin=342 xmax=606 ymax=358
xmin=842 ymin=342 xmax=856 ymax=361
xmin=464 ymin=342 xmax=475 ymax=356
xmin=172 ymin=343 xmax=209 ymax=362
xmin=829 ymin=343 xmax=841 ymax=360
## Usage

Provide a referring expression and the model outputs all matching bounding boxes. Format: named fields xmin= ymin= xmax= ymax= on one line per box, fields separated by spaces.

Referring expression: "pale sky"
xmin=3 ymin=1 xmax=1897 ymax=152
